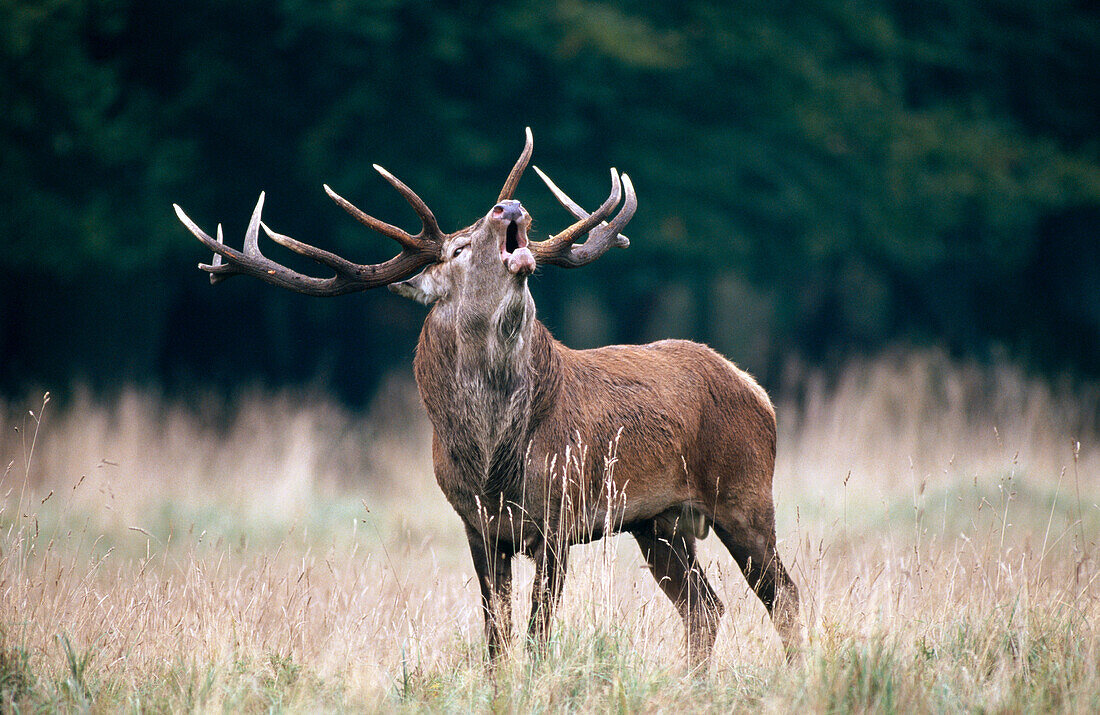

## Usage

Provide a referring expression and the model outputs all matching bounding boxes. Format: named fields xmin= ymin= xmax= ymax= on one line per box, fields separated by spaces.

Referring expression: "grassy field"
xmin=2 ymin=351 xmax=1099 ymax=712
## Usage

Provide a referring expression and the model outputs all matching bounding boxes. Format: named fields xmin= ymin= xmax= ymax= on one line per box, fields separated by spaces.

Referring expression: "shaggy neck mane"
xmin=414 ymin=305 xmax=561 ymax=497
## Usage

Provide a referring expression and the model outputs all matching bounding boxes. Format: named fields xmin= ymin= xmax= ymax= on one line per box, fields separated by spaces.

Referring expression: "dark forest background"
xmin=2 ymin=0 xmax=1098 ymax=404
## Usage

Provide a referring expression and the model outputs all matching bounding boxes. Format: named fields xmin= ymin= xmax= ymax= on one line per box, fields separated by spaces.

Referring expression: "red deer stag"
xmin=174 ymin=129 xmax=800 ymax=665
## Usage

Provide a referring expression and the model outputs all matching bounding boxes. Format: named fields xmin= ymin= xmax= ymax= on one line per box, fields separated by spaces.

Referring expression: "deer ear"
xmin=389 ymin=269 xmax=444 ymax=305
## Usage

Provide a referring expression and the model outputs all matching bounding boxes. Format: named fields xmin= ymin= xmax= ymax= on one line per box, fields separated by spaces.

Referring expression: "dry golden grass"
xmin=2 ymin=351 xmax=1098 ymax=712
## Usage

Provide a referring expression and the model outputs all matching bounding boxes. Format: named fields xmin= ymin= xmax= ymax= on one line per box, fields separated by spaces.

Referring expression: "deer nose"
xmin=492 ymin=200 xmax=524 ymax=222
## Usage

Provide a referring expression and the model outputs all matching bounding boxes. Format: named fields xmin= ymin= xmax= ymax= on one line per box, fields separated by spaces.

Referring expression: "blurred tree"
xmin=1 ymin=0 xmax=1097 ymax=400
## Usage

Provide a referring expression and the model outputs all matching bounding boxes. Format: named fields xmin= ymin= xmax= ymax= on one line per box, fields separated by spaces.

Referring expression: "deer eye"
xmin=452 ymin=244 xmax=469 ymax=258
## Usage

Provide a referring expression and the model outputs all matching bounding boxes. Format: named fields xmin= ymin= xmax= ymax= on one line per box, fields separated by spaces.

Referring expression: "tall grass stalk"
xmin=1 ymin=352 xmax=1098 ymax=711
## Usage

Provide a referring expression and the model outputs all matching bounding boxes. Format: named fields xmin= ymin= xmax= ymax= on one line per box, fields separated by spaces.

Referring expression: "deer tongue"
xmin=505 ymin=246 xmax=536 ymax=275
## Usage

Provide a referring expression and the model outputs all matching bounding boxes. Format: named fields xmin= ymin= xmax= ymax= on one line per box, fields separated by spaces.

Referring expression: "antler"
xmin=529 ymin=166 xmax=636 ymax=268
xmin=498 ymin=126 xmax=533 ymax=202
xmin=173 ymin=168 xmax=445 ymax=296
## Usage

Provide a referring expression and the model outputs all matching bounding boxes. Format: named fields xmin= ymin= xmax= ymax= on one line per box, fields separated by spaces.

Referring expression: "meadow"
xmin=2 ymin=351 xmax=1098 ymax=712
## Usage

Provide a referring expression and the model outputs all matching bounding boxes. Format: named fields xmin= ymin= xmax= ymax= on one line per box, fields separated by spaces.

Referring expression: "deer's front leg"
xmin=465 ymin=525 xmax=513 ymax=660
xmin=528 ymin=537 xmax=568 ymax=654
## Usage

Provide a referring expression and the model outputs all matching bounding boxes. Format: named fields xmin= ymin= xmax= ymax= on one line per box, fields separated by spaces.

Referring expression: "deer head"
xmin=387 ymin=198 xmax=536 ymax=307
xmin=173 ymin=128 xmax=636 ymax=306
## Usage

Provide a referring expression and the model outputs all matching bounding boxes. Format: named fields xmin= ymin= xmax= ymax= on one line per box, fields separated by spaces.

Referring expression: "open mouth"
xmin=504 ymin=221 xmax=524 ymax=254
xmin=500 ymin=220 xmax=533 ymax=274
xmin=493 ymin=202 xmax=535 ymax=275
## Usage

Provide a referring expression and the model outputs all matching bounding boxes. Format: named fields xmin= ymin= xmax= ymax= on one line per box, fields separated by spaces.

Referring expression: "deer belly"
xmin=575 ymin=460 xmax=694 ymax=535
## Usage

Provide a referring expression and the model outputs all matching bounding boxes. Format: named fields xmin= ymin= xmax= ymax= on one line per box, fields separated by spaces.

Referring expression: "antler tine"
xmin=175 ymin=194 xmax=264 ymax=285
xmin=243 ymin=191 xmax=262 ymax=255
xmin=373 ymin=166 xmax=443 ymax=240
xmin=207 ymin=224 xmax=229 ymax=283
xmin=530 ymin=168 xmax=635 ymax=268
xmin=561 ymin=172 xmax=634 ymax=266
xmin=608 ymin=173 xmax=636 ymax=238
xmin=323 ymin=183 xmax=420 ymax=251
xmin=533 ymin=165 xmax=630 ymax=245
xmin=261 ymin=222 xmax=370 ymax=276
xmin=552 ymin=168 xmax=621 ymax=246
xmin=498 ymin=126 xmax=534 ymax=203
xmin=175 ymin=190 xmax=441 ymax=297
xmin=572 ymin=172 xmax=635 ymax=263
xmin=324 ymin=165 xmax=444 ymax=249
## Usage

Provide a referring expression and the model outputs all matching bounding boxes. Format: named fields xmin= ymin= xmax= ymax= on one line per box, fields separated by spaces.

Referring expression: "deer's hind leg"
xmin=709 ymin=502 xmax=801 ymax=660
xmin=632 ymin=516 xmax=724 ymax=667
